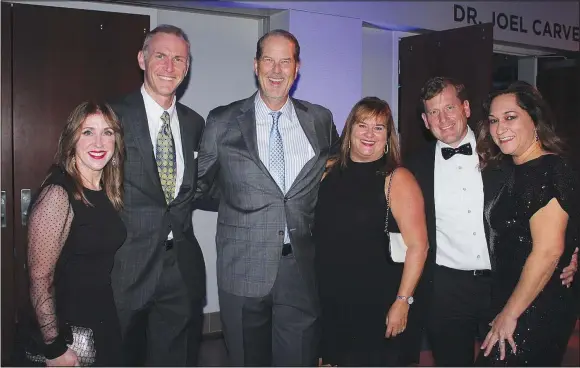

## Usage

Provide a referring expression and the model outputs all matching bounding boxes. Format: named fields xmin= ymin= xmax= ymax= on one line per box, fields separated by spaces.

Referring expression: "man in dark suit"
xmin=405 ymin=76 xmax=577 ymax=366
xmin=110 ymin=25 xmax=206 ymax=366
xmin=195 ymin=29 xmax=339 ymax=366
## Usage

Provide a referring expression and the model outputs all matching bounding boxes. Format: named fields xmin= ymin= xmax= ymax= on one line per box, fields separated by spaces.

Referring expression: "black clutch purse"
xmin=25 ymin=325 xmax=96 ymax=366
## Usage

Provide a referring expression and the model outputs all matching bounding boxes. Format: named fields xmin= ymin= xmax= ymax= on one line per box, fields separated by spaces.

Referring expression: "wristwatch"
xmin=396 ymin=295 xmax=414 ymax=305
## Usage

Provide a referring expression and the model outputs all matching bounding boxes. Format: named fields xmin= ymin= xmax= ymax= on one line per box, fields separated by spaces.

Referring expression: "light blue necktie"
xmin=269 ymin=111 xmax=285 ymax=193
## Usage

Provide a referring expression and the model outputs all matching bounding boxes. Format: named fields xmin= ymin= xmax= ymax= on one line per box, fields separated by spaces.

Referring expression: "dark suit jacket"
xmin=110 ymin=90 xmax=206 ymax=309
xmin=196 ymin=93 xmax=339 ymax=300
xmin=405 ymin=142 xmax=509 ymax=284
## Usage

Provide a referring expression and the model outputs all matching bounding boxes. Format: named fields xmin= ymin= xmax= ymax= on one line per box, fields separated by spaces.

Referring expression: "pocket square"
xmin=194 ymin=151 xmax=199 ymax=159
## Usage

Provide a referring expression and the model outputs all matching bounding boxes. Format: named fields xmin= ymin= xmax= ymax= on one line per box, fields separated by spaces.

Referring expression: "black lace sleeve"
xmin=27 ymin=184 xmax=74 ymax=343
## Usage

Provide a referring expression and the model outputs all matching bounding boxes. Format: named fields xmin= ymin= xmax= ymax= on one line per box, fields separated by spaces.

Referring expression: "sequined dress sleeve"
xmin=27 ymin=184 xmax=74 ymax=343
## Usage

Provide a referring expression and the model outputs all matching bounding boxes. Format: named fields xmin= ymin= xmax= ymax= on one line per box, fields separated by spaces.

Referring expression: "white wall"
xmin=362 ymin=27 xmax=397 ymax=129
xmin=156 ymin=9 xmax=261 ymax=313
xmin=518 ymin=57 xmax=538 ymax=86
xmin=274 ymin=10 xmax=362 ymax=133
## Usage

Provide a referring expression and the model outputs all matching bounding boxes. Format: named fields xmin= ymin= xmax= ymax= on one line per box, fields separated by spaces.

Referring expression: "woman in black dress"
xmin=26 ymin=101 xmax=126 ymax=366
xmin=476 ymin=82 xmax=579 ymax=366
xmin=314 ymin=97 xmax=428 ymax=366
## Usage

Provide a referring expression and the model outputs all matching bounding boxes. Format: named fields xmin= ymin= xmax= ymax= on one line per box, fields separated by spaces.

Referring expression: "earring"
xmin=71 ymin=156 xmax=76 ymax=166
xmin=384 ymin=144 xmax=389 ymax=155
xmin=348 ymin=140 xmax=351 ymax=150
xmin=534 ymin=130 xmax=539 ymax=142
xmin=111 ymin=157 xmax=117 ymax=166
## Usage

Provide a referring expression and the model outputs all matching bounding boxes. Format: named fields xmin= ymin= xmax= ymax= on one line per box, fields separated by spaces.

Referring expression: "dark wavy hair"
xmin=327 ymin=97 xmax=401 ymax=176
xmin=476 ymin=81 xmax=565 ymax=169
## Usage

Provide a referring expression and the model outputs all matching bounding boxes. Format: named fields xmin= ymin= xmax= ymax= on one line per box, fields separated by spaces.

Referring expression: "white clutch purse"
xmin=388 ymin=232 xmax=408 ymax=263
xmin=384 ymin=169 xmax=407 ymax=263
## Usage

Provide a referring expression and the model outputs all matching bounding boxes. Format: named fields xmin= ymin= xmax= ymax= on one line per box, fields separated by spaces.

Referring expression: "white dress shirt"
xmin=254 ymin=92 xmax=314 ymax=244
xmin=434 ymin=128 xmax=491 ymax=270
xmin=141 ymin=85 xmax=185 ymax=240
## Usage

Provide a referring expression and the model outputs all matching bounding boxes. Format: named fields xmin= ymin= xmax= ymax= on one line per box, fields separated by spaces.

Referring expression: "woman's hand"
xmin=46 ymin=348 xmax=79 ymax=367
xmin=480 ymin=311 xmax=518 ymax=360
xmin=385 ymin=299 xmax=409 ymax=338
xmin=560 ymin=247 xmax=578 ymax=287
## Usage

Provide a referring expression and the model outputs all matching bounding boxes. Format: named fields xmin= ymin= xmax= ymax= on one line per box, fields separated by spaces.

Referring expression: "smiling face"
xmin=138 ymin=32 xmax=189 ymax=108
xmin=488 ymin=93 xmax=538 ymax=159
xmin=254 ymin=35 xmax=300 ymax=111
xmin=74 ymin=113 xmax=116 ymax=179
xmin=349 ymin=115 xmax=388 ymax=162
xmin=422 ymin=85 xmax=471 ymax=147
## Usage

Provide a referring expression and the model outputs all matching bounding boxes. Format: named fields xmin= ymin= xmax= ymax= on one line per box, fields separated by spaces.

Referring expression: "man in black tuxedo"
xmin=405 ymin=76 xmax=577 ymax=366
xmin=110 ymin=25 xmax=206 ymax=366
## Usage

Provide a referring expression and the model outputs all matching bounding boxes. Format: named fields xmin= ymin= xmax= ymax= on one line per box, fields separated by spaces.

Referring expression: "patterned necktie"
xmin=441 ymin=142 xmax=473 ymax=160
xmin=156 ymin=111 xmax=176 ymax=203
xmin=269 ymin=111 xmax=285 ymax=193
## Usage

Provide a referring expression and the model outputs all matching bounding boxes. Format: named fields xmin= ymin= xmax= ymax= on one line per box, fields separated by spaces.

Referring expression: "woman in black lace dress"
xmin=476 ymin=82 xmax=579 ymax=366
xmin=25 ymin=101 xmax=126 ymax=366
xmin=314 ymin=97 xmax=428 ymax=366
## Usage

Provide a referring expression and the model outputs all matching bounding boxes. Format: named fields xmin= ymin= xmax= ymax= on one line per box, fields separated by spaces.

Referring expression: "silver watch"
xmin=396 ymin=295 xmax=414 ymax=305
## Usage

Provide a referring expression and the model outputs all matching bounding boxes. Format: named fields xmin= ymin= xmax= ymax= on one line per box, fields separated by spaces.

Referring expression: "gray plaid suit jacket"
xmin=196 ymin=93 xmax=339 ymax=299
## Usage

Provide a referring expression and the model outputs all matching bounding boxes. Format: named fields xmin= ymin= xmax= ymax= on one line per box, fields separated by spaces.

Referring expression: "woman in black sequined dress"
xmin=475 ymin=82 xmax=579 ymax=366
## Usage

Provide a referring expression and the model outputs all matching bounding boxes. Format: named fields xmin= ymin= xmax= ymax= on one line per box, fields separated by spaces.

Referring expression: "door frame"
xmin=390 ymin=31 xmax=559 ymax=137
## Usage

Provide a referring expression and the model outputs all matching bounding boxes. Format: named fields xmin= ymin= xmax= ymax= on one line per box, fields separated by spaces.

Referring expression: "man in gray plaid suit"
xmin=196 ymin=29 xmax=339 ymax=366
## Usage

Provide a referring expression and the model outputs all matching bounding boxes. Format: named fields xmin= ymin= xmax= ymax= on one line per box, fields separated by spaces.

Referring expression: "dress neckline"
xmin=514 ymin=154 xmax=555 ymax=169
xmin=348 ymin=156 xmax=384 ymax=167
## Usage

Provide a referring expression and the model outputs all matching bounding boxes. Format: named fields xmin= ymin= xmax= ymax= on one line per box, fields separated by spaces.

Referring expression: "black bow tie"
xmin=441 ymin=143 xmax=472 ymax=160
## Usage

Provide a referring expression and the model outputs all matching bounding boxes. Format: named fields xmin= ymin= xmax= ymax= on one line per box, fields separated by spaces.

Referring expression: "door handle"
xmin=21 ymin=189 xmax=31 ymax=226
xmin=1 ymin=190 xmax=6 ymax=228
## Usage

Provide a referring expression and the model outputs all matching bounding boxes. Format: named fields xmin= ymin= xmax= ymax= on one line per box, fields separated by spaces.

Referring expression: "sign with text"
xmin=453 ymin=4 xmax=579 ymax=45
xmin=232 ymin=1 xmax=579 ymax=51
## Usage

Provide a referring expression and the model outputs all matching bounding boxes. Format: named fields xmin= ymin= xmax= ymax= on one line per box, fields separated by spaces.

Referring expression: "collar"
xmin=254 ymin=91 xmax=294 ymax=118
xmin=141 ymin=84 xmax=176 ymax=117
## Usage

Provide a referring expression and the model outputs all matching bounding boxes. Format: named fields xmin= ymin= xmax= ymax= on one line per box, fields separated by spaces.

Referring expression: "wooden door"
xmin=1 ymin=3 xmax=15 ymax=364
xmin=1 ymin=3 xmax=149 ymax=362
xmin=398 ymin=24 xmax=494 ymax=159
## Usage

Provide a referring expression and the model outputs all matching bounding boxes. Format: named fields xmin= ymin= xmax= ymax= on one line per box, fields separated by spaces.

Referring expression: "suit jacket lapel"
xmin=423 ymin=144 xmax=437 ymax=254
xmin=172 ymin=104 xmax=194 ymax=203
xmin=287 ymin=100 xmax=321 ymax=195
xmin=124 ymin=93 xmax=164 ymax=200
xmin=237 ymin=95 xmax=273 ymax=182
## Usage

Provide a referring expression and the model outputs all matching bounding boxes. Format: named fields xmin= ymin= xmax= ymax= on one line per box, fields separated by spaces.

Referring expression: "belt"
xmin=164 ymin=239 xmax=174 ymax=251
xmin=282 ymin=243 xmax=292 ymax=256
xmin=472 ymin=269 xmax=491 ymax=277
xmin=438 ymin=264 xmax=491 ymax=277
